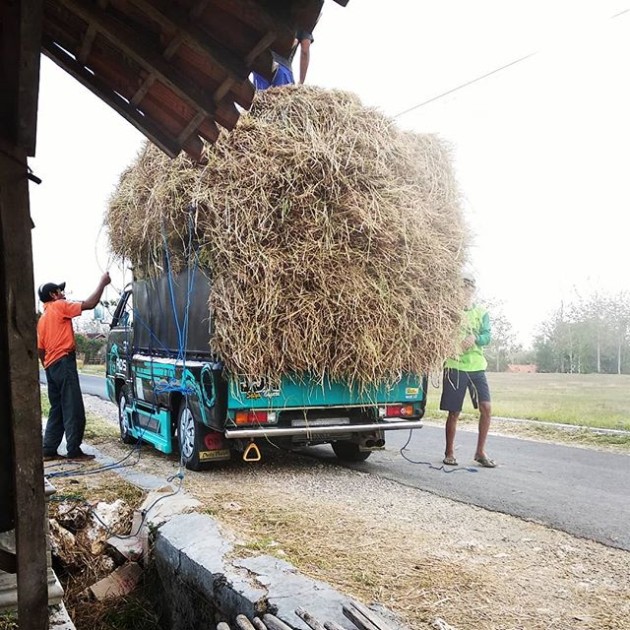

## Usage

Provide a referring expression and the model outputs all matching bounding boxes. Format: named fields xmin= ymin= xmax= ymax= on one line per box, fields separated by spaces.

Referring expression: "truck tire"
xmin=117 ymin=386 xmax=135 ymax=445
xmin=332 ymin=441 xmax=372 ymax=462
xmin=177 ymin=403 xmax=205 ymax=471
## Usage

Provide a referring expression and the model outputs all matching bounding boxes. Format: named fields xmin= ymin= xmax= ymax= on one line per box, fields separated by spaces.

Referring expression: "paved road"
xmin=63 ymin=373 xmax=630 ymax=551
xmin=311 ymin=426 xmax=630 ymax=551
xmin=39 ymin=370 xmax=106 ymax=398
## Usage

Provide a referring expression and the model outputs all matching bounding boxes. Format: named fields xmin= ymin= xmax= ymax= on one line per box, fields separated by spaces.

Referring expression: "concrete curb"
xmin=79 ymin=446 xmax=404 ymax=630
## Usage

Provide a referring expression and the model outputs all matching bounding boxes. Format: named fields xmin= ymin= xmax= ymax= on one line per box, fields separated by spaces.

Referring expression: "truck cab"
xmin=106 ymin=271 xmax=426 ymax=470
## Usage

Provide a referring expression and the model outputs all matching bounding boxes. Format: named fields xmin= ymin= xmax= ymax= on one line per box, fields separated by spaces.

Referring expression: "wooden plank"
xmin=347 ymin=600 xmax=395 ymax=630
xmin=263 ymin=614 xmax=295 ymax=630
xmin=79 ymin=24 xmax=98 ymax=64
xmin=245 ymin=31 xmax=276 ymax=66
xmin=127 ymin=0 xmax=248 ymax=80
xmin=0 ymin=0 xmax=44 ymax=154
xmin=236 ymin=615 xmax=257 ymax=630
xmin=341 ymin=602 xmax=395 ymax=630
xmin=0 ymin=140 xmax=49 ymax=629
xmin=42 ymin=36 xmax=182 ymax=157
xmin=252 ymin=618 xmax=268 ymax=630
xmin=57 ymin=0 xmax=219 ymax=120
xmin=16 ymin=0 xmax=44 ymax=153
xmin=177 ymin=110 xmax=207 ymax=145
xmin=295 ymin=607 xmax=327 ymax=630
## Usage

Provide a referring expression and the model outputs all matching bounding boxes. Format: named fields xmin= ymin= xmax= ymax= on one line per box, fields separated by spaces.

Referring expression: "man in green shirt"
xmin=440 ymin=272 xmax=496 ymax=468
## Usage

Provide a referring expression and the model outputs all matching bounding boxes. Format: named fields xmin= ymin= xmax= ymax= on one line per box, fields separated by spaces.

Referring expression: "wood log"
xmin=347 ymin=601 xmax=395 ymax=630
xmin=324 ymin=622 xmax=351 ymax=630
xmin=252 ymin=618 xmax=268 ymax=630
xmin=217 ymin=623 xmax=232 ymax=630
xmin=295 ymin=607 xmax=326 ymax=630
xmin=263 ymin=613 xmax=295 ymax=630
xmin=342 ymin=600 xmax=398 ymax=630
xmin=236 ymin=616 xmax=257 ymax=630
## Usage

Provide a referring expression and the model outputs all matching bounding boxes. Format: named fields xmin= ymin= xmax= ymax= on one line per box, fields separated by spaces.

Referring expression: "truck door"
xmin=107 ymin=288 xmax=134 ymax=402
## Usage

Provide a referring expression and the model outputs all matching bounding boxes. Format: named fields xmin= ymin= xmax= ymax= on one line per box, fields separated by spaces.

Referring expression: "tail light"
xmin=384 ymin=404 xmax=415 ymax=418
xmin=235 ymin=410 xmax=277 ymax=425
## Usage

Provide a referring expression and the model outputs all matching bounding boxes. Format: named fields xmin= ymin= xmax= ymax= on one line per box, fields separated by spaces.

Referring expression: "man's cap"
xmin=462 ymin=271 xmax=476 ymax=288
xmin=38 ymin=282 xmax=66 ymax=303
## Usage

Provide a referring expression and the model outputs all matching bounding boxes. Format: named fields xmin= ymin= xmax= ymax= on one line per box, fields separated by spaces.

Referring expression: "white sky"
xmin=29 ymin=0 xmax=630 ymax=346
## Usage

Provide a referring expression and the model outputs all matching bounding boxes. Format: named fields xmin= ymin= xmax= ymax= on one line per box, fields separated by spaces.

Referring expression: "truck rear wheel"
xmin=177 ymin=403 xmax=205 ymax=471
xmin=332 ymin=440 xmax=372 ymax=462
xmin=117 ymin=386 xmax=135 ymax=445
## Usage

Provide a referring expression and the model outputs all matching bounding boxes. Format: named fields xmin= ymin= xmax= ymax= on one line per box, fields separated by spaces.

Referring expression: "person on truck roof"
xmin=38 ymin=272 xmax=111 ymax=462
xmin=440 ymin=272 xmax=497 ymax=468
xmin=252 ymin=30 xmax=314 ymax=89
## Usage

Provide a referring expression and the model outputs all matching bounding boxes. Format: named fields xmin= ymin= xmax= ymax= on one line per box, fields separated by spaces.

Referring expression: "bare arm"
xmin=299 ymin=38 xmax=311 ymax=84
xmin=81 ymin=272 xmax=111 ymax=311
xmin=38 ymin=349 xmax=46 ymax=366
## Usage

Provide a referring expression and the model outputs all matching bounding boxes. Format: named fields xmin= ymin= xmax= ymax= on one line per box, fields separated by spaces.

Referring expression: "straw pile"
xmin=107 ymin=86 xmax=469 ymax=385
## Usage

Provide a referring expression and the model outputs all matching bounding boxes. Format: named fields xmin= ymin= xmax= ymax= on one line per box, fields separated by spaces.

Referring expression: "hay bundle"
xmin=107 ymin=86 xmax=469 ymax=385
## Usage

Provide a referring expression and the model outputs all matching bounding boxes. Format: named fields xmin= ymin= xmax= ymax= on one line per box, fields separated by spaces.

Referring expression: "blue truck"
xmin=106 ymin=270 xmax=426 ymax=470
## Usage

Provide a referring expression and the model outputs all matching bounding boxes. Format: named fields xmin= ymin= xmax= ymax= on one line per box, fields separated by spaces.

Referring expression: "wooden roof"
xmin=41 ymin=0 xmax=348 ymax=160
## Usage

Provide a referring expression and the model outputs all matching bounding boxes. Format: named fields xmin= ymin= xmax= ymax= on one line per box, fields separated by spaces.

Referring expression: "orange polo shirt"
xmin=37 ymin=299 xmax=83 ymax=369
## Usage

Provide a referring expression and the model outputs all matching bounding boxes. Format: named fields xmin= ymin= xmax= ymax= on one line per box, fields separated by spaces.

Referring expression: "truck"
xmin=106 ymin=269 xmax=426 ymax=470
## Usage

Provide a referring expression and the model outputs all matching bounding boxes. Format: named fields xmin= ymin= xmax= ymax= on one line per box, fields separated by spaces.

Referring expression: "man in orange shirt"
xmin=38 ymin=273 xmax=111 ymax=461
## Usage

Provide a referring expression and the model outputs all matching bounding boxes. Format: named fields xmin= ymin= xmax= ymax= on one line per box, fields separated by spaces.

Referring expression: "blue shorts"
xmin=252 ymin=64 xmax=294 ymax=90
xmin=439 ymin=369 xmax=491 ymax=412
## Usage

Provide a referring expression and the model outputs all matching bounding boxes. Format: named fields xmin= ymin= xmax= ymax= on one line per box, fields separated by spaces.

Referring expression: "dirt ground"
xmin=71 ymin=397 xmax=630 ymax=630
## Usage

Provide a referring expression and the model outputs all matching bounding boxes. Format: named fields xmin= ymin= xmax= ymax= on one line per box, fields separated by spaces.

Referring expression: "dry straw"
xmin=107 ymin=86 xmax=469 ymax=386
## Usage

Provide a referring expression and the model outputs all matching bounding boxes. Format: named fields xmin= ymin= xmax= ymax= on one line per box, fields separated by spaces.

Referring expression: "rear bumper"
xmin=224 ymin=420 xmax=423 ymax=439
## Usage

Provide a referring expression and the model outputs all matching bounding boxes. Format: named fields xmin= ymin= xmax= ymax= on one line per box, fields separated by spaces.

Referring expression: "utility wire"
xmin=394 ymin=52 xmax=538 ymax=119
xmin=395 ymin=6 xmax=630 ymax=119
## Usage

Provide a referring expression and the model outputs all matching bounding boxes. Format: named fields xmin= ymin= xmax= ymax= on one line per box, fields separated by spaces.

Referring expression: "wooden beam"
xmin=127 ymin=0 xmax=249 ymax=80
xmin=0 ymin=139 xmax=49 ymax=630
xmin=42 ymin=37 xmax=182 ymax=158
xmin=177 ymin=110 xmax=207 ymax=145
xmin=56 ymin=0 xmax=219 ymax=120
xmin=78 ymin=25 xmax=97 ymax=65
xmin=245 ymin=31 xmax=277 ymax=66
xmin=131 ymin=30 xmax=183 ymax=107
xmin=0 ymin=0 xmax=44 ymax=154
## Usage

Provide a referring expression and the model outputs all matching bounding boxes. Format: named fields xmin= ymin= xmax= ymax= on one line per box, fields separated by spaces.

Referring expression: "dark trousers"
xmin=43 ymin=352 xmax=86 ymax=457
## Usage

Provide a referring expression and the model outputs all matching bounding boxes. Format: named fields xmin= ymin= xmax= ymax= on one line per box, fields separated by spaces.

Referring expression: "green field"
xmin=424 ymin=372 xmax=630 ymax=431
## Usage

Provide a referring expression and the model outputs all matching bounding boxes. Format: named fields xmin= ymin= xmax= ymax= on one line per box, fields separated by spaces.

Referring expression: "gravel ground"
xmin=80 ymin=396 xmax=630 ymax=630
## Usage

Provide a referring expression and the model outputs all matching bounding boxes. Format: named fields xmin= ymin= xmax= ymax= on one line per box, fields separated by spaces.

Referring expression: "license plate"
xmin=291 ymin=417 xmax=351 ymax=427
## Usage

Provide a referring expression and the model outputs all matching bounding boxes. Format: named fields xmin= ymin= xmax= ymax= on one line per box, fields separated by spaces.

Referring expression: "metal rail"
xmin=225 ymin=420 xmax=424 ymax=439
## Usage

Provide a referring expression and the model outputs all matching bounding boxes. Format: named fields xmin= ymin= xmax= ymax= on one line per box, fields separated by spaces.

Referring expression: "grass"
xmin=78 ymin=363 xmax=106 ymax=377
xmin=424 ymin=372 xmax=630 ymax=431
xmin=0 ymin=614 xmax=17 ymax=630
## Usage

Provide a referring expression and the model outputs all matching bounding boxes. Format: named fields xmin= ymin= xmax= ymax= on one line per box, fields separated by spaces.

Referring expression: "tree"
xmin=533 ymin=291 xmax=630 ymax=374
xmin=481 ymin=298 xmax=518 ymax=372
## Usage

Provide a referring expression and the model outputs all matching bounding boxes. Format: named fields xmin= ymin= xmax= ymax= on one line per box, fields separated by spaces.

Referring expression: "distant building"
xmin=507 ymin=364 xmax=538 ymax=373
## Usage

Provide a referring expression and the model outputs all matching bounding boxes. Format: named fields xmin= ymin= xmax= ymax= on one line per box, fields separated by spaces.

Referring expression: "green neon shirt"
xmin=445 ymin=305 xmax=491 ymax=372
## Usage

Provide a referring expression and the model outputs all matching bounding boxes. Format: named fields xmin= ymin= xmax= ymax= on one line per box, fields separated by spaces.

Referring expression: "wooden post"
xmin=0 ymin=140 xmax=49 ymax=629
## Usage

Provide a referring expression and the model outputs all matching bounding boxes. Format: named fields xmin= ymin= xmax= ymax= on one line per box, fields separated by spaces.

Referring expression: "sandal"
xmin=443 ymin=455 xmax=458 ymax=466
xmin=474 ymin=454 xmax=497 ymax=468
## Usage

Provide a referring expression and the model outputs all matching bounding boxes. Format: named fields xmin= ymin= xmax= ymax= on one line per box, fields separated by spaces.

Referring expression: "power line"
xmin=394 ymin=52 xmax=538 ymax=119
xmin=611 ymin=7 xmax=630 ymax=19
xmin=394 ymin=6 xmax=630 ymax=120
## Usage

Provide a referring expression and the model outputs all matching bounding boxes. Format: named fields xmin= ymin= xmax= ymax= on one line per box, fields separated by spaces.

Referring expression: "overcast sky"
xmin=29 ymin=0 xmax=630 ymax=346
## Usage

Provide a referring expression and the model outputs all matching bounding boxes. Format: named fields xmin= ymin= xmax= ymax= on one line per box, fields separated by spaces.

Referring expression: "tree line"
xmin=483 ymin=292 xmax=630 ymax=374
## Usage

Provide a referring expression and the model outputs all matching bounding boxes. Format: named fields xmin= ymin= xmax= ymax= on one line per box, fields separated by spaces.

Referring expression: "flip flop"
xmin=475 ymin=455 xmax=497 ymax=468
xmin=443 ymin=455 xmax=458 ymax=466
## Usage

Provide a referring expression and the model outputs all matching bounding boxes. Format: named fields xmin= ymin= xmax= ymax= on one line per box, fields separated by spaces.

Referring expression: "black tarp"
xmin=133 ymin=268 xmax=213 ymax=358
